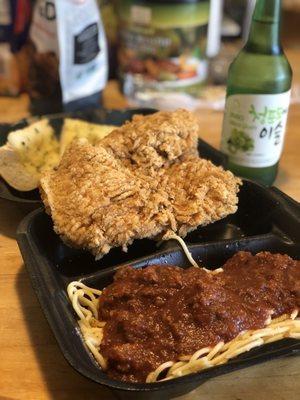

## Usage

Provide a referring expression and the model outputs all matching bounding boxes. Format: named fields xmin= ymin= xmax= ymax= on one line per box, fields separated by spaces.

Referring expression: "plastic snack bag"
xmin=0 ymin=0 xmax=31 ymax=96
xmin=27 ymin=0 xmax=108 ymax=114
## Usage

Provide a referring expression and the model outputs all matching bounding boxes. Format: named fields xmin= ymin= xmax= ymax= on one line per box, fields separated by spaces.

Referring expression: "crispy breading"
xmin=41 ymin=140 xmax=172 ymax=256
xmin=100 ymin=109 xmax=199 ymax=170
xmin=40 ymin=110 xmax=241 ymax=259
xmin=162 ymin=156 xmax=240 ymax=236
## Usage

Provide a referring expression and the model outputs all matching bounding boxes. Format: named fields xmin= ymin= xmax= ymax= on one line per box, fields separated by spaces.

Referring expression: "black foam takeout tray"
xmin=16 ymin=177 xmax=300 ymax=396
xmin=9 ymin=107 xmax=300 ymax=398
xmin=0 ymin=108 xmax=226 ymax=205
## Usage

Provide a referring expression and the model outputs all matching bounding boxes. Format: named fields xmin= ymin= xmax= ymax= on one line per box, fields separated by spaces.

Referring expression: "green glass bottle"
xmin=220 ymin=0 xmax=292 ymax=186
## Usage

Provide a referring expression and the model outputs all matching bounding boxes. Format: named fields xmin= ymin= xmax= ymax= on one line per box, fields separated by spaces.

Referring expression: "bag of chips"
xmin=27 ymin=0 xmax=108 ymax=114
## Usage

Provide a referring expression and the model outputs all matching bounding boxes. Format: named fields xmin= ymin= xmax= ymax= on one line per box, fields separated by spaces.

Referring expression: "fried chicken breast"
xmin=40 ymin=110 xmax=241 ymax=259
xmin=100 ymin=109 xmax=199 ymax=170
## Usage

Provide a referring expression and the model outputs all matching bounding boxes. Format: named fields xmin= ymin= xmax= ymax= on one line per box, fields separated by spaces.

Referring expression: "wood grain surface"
xmin=1 ymin=51 xmax=300 ymax=400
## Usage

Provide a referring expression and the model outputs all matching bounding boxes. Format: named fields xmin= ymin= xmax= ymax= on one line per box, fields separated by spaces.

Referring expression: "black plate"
xmin=17 ymin=179 xmax=300 ymax=400
xmin=0 ymin=108 xmax=227 ymax=205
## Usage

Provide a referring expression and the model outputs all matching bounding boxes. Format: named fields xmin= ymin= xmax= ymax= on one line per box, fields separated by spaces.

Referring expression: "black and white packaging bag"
xmin=30 ymin=0 xmax=108 ymax=106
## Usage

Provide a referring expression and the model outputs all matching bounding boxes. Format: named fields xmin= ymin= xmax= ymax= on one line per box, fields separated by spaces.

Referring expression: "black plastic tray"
xmin=17 ymin=177 xmax=300 ymax=400
xmin=0 ymin=108 xmax=226 ymax=205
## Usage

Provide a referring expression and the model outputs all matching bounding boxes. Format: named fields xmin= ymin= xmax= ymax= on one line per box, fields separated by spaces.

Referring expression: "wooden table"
xmin=1 ymin=51 xmax=300 ymax=400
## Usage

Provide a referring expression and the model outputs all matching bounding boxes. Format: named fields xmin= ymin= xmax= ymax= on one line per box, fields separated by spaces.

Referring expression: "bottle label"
xmin=117 ymin=1 xmax=210 ymax=100
xmin=221 ymin=91 xmax=291 ymax=167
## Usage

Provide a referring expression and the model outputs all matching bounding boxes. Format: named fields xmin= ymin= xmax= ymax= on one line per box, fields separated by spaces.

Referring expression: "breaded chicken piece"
xmin=100 ymin=109 xmax=199 ymax=171
xmin=162 ymin=157 xmax=240 ymax=236
xmin=40 ymin=110 xmax=241 ymax=259
xmin=41 ymin=140 xmax=173 ymax=257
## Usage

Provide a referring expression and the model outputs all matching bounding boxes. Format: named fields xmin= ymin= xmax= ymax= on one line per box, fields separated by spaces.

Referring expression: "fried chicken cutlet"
xmin=100 ymin=109 xmax=199 ymax=170
xmin=40 ymin=110 xmax=241 ymax=259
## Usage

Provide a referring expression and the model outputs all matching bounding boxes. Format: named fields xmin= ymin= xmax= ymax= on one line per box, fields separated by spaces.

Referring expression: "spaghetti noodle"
xmin=163 ymin=231 xmax=201 ymax=269
xmin=163 ymin=231 xmax=224 ymax=274
xmin=67 ymin=281 xmax=107 ymax=369
xmin=67 ymin=260 xmax=300 ymax=383
xmin=147 ymin=310 xmax=300 ymax=382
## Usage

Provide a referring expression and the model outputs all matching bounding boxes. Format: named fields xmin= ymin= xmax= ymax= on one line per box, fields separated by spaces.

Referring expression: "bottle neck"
xmin=245 ymin=0 xmax=282 ymax=55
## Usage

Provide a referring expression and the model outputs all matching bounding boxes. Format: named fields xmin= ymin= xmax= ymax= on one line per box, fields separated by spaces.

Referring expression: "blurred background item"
xmin=98 ymin=0 xmax=118 ymax=79
xmin=25 ymin=0 xmax=108 ymax=115
xmin=0 ymin=0 xmax=300 ymax=113
xmin=209 ymin=0 xmax=256 ymax=85
xmin=115 ymin=0 xmax=210 ymax=108
xmin=206 ymin=0 xmax=227 ymax=59
xmin=0 ymin=0 xmax=31 ymax=96
xmin=113 ymin=0 xmax=268 ymax=110
xmin=283 ymin=0 xmax=300 ymax=10
xmin=282 ymin=0 xmax=300 ymax=49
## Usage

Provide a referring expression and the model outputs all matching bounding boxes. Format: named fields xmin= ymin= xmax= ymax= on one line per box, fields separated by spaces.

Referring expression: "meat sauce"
xmin=98 ymin=252 xmax=300 ymax=382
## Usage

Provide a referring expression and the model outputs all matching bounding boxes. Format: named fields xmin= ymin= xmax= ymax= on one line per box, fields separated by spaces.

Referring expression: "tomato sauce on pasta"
xmin=68 ymin=251 xmax=300 ymax=383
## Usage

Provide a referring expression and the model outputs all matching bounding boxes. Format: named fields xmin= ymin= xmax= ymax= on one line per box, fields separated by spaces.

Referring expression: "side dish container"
xmin=17 ymin=178 xmax=300 ymax=400
xmin=0 ymin=108 xmax=161 ymax=205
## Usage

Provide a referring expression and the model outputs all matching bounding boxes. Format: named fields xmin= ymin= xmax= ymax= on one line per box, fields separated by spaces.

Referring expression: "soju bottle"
xmin=220 ymin=0 xmax=292 ymax=186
